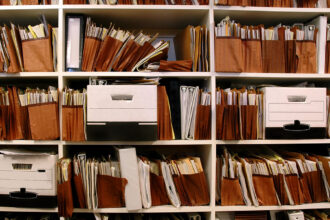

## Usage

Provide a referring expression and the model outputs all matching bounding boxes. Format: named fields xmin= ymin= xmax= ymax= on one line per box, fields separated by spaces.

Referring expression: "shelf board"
xmin=214 ymin=6 xmax=330 ymax=13
xmin=62 ymin=5 xmax=209 ymax=10
xmin=0 ymin=140 xmax=60 ymax=145
xmin=215 ymin=203 xmax=330 ymax=212
xmin=0 ymin=207 xmax=57 ymax=213
xmin=215 ymin=73 xmax=330 ymax=80
xmin=216 ymin=139 xmax=330 ymax=145
xmin=0 ymin=72 xmax=58 ymax=78
xmin=0 ymin=5 xmax=59 ymax=10
xmin=62 ymin=72 xmax=211 ymax=78
xmin=74 ymin=206 xmax=211 ymax=213
xmin=64 ymin=140 xmax=212 ymax=145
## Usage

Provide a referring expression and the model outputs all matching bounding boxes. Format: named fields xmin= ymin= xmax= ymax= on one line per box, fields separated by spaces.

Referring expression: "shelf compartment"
xmin=214 ymin=7 xmax=327 ymax=27
xmin=215 ymin=203 xmax=330 ymax=212
xmin=63 ymin=7 xmax=209 ymax=30
xmin=0 ymin=8 xmax=58 ymax=26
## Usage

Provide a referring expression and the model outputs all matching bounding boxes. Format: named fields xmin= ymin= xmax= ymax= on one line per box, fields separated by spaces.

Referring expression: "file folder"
xmin=116 ymin=147 xmax=142 ymax=211
xmin=65 ymin=15 xmax=85 ymax=71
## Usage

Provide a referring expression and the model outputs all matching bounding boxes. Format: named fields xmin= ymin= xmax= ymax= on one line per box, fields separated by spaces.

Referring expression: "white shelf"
xmin=0 ymin=207 xmax=57 ymax=213
xmin=0 ymin=72 xmax=58 ymax=78
xmin=215 ymin=203 xmax=330 ymax=212
xmin=64 ymin=140 xmax=212 ymax=145
xmin=74 ymin=206 xmax=211 ymax=213
xmin=0 ymin=5 xmax=59 ymax=10
xmin=0 ymin=3 xmax=329 ymax=219
xmin=62 ymin=4 xmax=209 ymax=10
xmin=216 ymin=139 xmax=330 ymax=145
xmin=3 ymin=139 xmax=329 ymax=146
xmin=214 ymin=6 xmax=330 ymax=13
xmin=0 ymin=140 xmax=60 ymax=145
xmin=215 ymin=73 xmax=330 ymax=80
xmin=62 ymin=72 xmax=212 ymax=78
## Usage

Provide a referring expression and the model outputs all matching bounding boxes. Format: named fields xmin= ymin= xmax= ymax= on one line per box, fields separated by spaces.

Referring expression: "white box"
xmin=263 ymin=87 xmax=327 ymax=139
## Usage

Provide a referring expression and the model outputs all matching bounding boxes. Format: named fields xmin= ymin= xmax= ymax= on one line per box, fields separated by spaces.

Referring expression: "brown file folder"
xmin=215 ymin=37 xmax=243 ymax=72
xmin=97 ymin=175 xmax=128 ymax=208
xmin=262 ymin=40 xmax=285 ymax=73
xmin=157 ymin=86 xmax=175 ymax=140
xmin=62 ymin=106 xmax=85 ymax=142
xmin=295 ymin=41 xmax=317 ymax=73
xmin=28 ymin=102 xmax=59 ymax=140
xmin=82 ymin=37 xmax=102 ymax=71
xmin=22 ymin=25 xmax=54 ymax=72
xmin=150 ymin=172 xmax=170 ymax=206
xmin=57 ymin=161 xmax=73 ymax=218
xmin=220 ymin=178 xmax=245 ymax=205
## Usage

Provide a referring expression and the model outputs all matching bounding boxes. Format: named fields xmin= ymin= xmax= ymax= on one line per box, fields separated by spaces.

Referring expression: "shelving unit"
xmin=0 ymin=1 xmax=329 ymax=220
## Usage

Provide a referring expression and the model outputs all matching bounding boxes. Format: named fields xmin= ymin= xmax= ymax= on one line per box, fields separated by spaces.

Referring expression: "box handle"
xmin=111 ymin=94 xmax=133 ymax=101
xmin=287 ymin=95 xmax=306 ymax=102
xmin=283 ymin=120 xmax=310 ymax=132
xmin=10 ymin=188 xmax=37 ymax=199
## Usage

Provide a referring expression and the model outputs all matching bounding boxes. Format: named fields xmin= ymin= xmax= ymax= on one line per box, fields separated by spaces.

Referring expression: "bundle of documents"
xmin=281 ymin=210 xmax=330 ymax=220
xmin=72 ymin=153 xmax=127 ymax=209
xmin=216 ymin=16 xmax=317 ymax=40
xmin=160 ymin=79 xmax=211 ymax=140
xmin=215 ymin=0 xmax=325 ymax=7
xmin=215 ymin=16 xmax=318 ymax=73
xmin=180 ymin=86 xmax=211 ymax=140
xmin=138 ymin=157 xmax=169 ymax=208
xmin=216 ymin=87 xmax=263 ymax=140
xmin=78 ymin=17 xmax=169 ymax=72
xmin=18 ymin=17 xmax=56 ymax=72
xmin=0 ymin=16 xmax=57 ymax=73
xmin=57 ymin=158 xmax=73 ymax=218
xmin=64 ymin=0 xmax=208 ymax=5
xmin=0 ymin=0 xmax=58 ymax=5
xmin=160 ymin=156 xmax=210 ymax=207
xmin=62 ymin=88 xmax=87 ymax=141
xmin=0 ymin=24 xmax=22 ymax=73
xmin=62 ymin=87 xmax=86 ymax=106
xmin=174 ymin=25 xmax=209 ymax=72
xmin=0 ymin=86 xmax=59 ymax=141
xmin=217 ymin=146 xmax=330 ymax=207
xmin=18 ymin=86 xmax=58 ymax=106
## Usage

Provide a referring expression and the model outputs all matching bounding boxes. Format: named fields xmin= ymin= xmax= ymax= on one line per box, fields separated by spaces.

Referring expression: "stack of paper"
xmin=174 ymin=25 xmax=209 ymax=72
xmin=180 ymin=86 xmax=211 ymax=140
xmin=217 ymin=146 xmax=330 ymax=207
xmin=73 ymin=153 xmax=124 ymax=209
xmin=216 ymin=87 xmax=263 ymax=140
